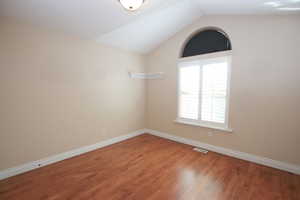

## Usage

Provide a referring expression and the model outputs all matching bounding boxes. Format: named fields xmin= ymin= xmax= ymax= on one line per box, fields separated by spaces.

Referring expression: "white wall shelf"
xmin=129 ymin=72 xmax=164 ymax=80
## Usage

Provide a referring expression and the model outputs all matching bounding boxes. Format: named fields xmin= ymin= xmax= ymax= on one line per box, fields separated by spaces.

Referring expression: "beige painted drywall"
xmin=1 ymin=14 xmax=300 ymax=172
xmin=0 ymin=18 xmax=145 ymax=170
xmin=146 ymin=15 xmax=300 ymax=165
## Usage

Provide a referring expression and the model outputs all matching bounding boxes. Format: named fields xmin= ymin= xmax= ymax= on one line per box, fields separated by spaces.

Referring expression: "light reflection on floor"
xmin=178 ymin=167 xmax=223 ymax=200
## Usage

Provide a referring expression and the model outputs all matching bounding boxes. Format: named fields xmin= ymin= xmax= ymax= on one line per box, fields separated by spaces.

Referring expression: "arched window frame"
xmin=180 ymin=27 xmax=232 ymax=58
xmin=176 ymin=28 xmax=233 ymax=132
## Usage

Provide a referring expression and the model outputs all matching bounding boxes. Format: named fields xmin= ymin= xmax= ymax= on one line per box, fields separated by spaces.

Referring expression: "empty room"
xmin=0 ymin=0 xmax=299 ymax=199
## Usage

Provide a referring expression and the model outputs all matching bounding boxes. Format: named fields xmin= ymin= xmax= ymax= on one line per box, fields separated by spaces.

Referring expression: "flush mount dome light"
xmin=119 ymin=0 xmax=145 ymax=11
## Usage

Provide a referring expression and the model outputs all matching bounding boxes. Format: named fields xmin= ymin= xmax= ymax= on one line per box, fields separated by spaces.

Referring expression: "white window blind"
xmin=179 ymin=65 xmax=200 ymax=120
xmin=178 ymin=56 xmax=230 ymax=129
xmin=201 ymin=61 xmax=228 ymax=123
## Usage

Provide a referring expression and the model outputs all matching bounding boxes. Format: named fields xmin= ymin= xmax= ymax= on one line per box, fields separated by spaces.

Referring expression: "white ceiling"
xmin=1 ymin=0 xmax=299 ymax=54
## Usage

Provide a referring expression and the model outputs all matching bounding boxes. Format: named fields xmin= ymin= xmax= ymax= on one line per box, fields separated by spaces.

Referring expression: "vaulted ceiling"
xmin=0 ymin=0 xmax=299 ymax=54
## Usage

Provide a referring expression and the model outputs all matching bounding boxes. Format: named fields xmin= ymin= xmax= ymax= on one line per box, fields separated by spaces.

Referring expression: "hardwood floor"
xmin=0 ymin=134 xmax=299 ymax=200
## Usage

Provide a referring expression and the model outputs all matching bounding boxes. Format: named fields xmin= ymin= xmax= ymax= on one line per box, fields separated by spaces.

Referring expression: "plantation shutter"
xmin=201 ymin=60 xmax=228 ymax=123
xmin=178 ymin=57 xmax=229 ymax=126
xmin=179 ymin=65 xmax=200 ymax=120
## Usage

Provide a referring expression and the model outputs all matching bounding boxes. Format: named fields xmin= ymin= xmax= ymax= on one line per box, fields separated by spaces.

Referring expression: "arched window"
xmin=181 ymin=29 xmax=232 ymax=58
xmin=177 ymin=28 xmax=232 ymax=132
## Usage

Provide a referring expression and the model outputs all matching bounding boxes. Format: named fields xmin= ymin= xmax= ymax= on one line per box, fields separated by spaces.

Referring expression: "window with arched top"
xmin=181 ymin=29 xmax=232 ymax=58
xmin=176 ymin=28 xmax=232 ymax=132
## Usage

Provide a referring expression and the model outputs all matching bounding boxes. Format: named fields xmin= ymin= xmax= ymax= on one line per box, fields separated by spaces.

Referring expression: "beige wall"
xmin=0 ymin=19 xmax=146 ymax=170
xmin=146 ymin=15 xmax=300 ymax=165
xmin=1 ymin=15 xmax=300 ymax=171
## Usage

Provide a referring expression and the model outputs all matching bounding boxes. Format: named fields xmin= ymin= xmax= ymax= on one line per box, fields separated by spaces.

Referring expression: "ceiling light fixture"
xmin=119 ymin=0 xmax=145 ymax=12
xmin=264 ymin=1 xmax=282 ymax=7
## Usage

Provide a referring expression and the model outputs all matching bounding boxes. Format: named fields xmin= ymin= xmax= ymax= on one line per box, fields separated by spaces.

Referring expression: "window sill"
xmin=174 ymin=119 xmax=233 ymax=133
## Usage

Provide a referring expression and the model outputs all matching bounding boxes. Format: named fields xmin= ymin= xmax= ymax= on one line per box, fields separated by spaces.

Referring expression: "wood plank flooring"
xmin=0 ymin=134 xmax=299 ymax=200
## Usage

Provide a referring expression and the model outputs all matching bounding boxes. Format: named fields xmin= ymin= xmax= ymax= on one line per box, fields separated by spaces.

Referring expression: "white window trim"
xmin=174 ymin=118 xmax=233 ymax=132
xmin=176 ymin=51 xmax=233 ymax=133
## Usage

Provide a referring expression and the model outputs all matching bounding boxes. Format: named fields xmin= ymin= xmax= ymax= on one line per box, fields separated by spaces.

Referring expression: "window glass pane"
xmin=201 ymin=61 xmax=228 ymax=123
xmin=179 ymin=65 xmax=200 ymax=120
xmin=182 ymin=30 xmax=231 ymax=58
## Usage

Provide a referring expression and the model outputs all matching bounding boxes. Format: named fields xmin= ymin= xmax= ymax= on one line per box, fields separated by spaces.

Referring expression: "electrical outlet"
xmin=208 ymin=131 xmax=213 ymax=137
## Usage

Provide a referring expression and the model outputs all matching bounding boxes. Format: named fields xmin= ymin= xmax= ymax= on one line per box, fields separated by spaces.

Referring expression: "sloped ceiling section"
xmin=0 ymin=0 xmax=299 ymax=54
xmin=0 ymin=0 xmax=179 ymax=38
xmin=97 ymin=1 xmax=203 ymax=54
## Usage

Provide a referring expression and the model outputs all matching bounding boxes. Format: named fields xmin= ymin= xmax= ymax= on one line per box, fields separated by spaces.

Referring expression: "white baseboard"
xmin=1 ymin=128 xmax=299 ymax=180
xmin=145 ymin=129 xmax=300 ymax=175
xmin=0 ymin=129 xmax=145 ymax=180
